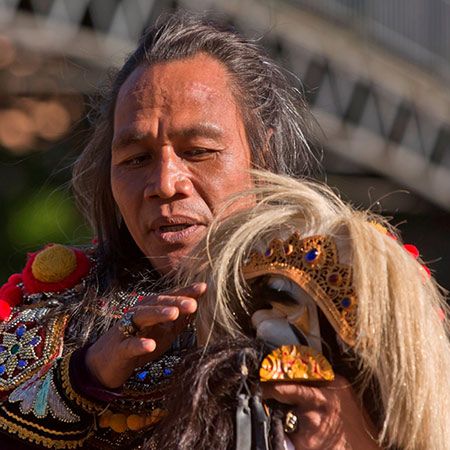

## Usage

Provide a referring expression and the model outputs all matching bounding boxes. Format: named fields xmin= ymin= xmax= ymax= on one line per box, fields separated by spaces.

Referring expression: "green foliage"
xmin=7 ymin=187 xmax=90 ymax=250
xmin=0 ymin=127 xmax=92 ymax=284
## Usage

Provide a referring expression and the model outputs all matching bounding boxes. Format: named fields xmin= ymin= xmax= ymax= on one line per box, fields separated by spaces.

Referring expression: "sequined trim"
xmin=9 ymin=364 xmax=80 ymax=422
xmin=0 ymin=309 xmax=68 ymax=390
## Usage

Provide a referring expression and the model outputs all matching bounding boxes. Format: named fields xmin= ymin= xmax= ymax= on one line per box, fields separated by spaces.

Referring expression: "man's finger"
xmin=261 ymin=381 xmax=330 ymax=407
xmin=139 ymin=282 xmax=207 ymax=305
xmin=119 ymin=336 xmax=157 ymax=358
xmin=137 ymin=295 xmax=198 ymax=314
xmin=129 ymin=304 xmax=183 ymax=329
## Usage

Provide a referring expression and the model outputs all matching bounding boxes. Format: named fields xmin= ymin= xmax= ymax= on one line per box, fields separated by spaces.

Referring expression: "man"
xmin=0 ymin=11 xmax=379 ymax=449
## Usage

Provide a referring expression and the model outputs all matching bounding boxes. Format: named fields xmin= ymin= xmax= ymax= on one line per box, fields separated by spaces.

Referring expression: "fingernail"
xmin=181 ymin=299 xmax=195 ymax=309
xmin=162 ymin=307 xmax=175 ymax=316
xmin=193 ymin=282 xmax=206 ymax=292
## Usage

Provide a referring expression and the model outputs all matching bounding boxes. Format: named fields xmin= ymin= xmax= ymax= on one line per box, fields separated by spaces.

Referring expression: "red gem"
xmin=328 ymin=273 xmax=341 ymax=286
xmin=123 ymin=307 xmax=129 ymax=313
xmin=138 ymin=295 xmax=144 ymax=301
xmin=284 ymin=244 xmax=293 ymax=256
xmin=404 ymin=244 xmax=419 ymax=259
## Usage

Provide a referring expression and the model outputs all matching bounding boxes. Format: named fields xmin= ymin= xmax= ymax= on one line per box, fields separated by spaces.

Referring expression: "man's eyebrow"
xmin=111 ymin=130 xmax=146 ymax=151
xmin=170 ymin=123 xmax=224 ymax=140
xmin=111 ymin=123 xmax=225 ymax=151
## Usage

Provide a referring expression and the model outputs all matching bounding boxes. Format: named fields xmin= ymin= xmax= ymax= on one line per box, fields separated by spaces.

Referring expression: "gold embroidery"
xmin=0 ymin=408 xmax=89 ymax=449
xmin=60 ymin=352 xmax=104 ymax=413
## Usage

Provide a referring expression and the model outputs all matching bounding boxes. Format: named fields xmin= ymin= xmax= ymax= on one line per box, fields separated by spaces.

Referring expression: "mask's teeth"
xmin=267 ymin=277 xmax=295 ymax=294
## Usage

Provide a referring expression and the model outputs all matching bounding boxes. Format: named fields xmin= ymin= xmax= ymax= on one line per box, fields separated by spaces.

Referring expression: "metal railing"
xmin=292 ymin=0 xmax=450 ymax=82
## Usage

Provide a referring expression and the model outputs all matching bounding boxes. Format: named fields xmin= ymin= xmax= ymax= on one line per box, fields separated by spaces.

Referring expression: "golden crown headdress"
xmin=242 ymin=232 xmax=357 ymax=346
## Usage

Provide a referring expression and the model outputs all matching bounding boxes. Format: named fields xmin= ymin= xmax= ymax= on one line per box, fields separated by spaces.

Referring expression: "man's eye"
xmin=185 ymin=148 xmax=215 ymax=157
xmin=124 ymin=155 xmax=150 ymax=166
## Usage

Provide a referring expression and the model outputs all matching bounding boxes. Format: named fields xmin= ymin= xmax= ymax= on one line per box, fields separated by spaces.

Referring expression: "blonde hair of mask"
xmin=176 ymin=170 xmax=450 ymax=450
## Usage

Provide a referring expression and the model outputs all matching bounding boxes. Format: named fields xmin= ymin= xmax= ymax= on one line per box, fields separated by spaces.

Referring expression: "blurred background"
xmin=0 ymin=0 xmax=449 ymax=292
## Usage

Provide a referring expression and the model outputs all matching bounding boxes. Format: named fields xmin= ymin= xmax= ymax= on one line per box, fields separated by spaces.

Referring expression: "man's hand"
xmin=262 ymin=376 xmax=381 ymax=450
xmin=85 ymin=282 xmax=207 ymax=389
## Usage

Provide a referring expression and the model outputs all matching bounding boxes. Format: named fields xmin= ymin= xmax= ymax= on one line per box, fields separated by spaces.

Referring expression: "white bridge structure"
xmin=0 ymin=0 xmax=449 ymax=212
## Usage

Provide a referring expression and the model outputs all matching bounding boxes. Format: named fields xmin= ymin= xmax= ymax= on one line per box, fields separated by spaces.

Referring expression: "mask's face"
xmin=242 ymin=232 xmax=357 ymax=349
xmin=249 ymin=275 xmax=323 ymax=352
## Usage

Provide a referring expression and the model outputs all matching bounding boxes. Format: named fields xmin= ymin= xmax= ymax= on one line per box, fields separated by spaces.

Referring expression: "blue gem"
xmin=16 ymin=326 xmax=26 ymax=338
xmin=265 ymin=249 xmax=273 ymax=257
xmin=0 ymin=365 xmax=5 ymax=375
xmin=305 ymin=249 xmax=319 ymax=262
xmin=18 ymin=360 xmax=27 ymax=369
xmin=28 ymin=338 xmax=39 ymax=346
xmin=341 ymin=297 xmax=352 ymax=308
xmin=137 ymin=371 xmax=148 ymax=381
xmin=0 ymin=346 xmax=5 ymax=353
xmin=164 ymin=368 xmax=172 ymax=376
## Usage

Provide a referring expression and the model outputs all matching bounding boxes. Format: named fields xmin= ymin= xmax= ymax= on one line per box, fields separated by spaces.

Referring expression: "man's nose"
xmin=144 ymin=148 xmax=193 ymax=199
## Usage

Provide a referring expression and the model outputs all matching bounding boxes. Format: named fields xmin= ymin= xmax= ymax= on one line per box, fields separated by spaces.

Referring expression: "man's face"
xmin=111 ymin=54 xmax=253 ymax=274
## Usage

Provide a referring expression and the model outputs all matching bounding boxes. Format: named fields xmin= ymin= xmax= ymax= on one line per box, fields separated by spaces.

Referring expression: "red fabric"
xmin=8 ymin=273 xmax=23 ymax=285
xmin=22 ymin=246 xmax=92 ymax=294
xmin=0 ymin=285 xmax=23 ymax=307
xmin=0 ymin=300 xmax=11 ymax=320
xmin=0 ymin=273 xmax=24 ymax=308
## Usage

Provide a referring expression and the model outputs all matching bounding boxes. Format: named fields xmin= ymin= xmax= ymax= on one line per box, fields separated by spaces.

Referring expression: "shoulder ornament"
xmin=0 ymin=244 xmax=95 ymax=321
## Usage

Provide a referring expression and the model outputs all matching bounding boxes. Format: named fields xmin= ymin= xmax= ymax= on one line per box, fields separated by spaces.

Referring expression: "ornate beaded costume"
xmin=0 ymin=243 xmax=187 ymax=449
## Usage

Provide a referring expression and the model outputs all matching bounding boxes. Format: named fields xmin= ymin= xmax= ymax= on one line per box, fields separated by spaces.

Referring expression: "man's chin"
xmin=149 ymin=245 xmax=202 ymax=276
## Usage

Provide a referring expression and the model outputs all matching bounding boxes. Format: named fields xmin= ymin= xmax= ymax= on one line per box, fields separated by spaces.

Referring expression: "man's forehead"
xmin=116 ymin=55 xmax=235 ymax=106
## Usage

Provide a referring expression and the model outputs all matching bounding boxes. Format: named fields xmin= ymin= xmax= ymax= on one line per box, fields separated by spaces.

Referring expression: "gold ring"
xmin=118 ymin=311 xmax=139 ymax=338
xmin=283 ymin=410 xmax=299 ymax=434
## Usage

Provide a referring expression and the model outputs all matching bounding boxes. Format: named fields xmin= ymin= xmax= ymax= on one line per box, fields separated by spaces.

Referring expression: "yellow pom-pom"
xmin=98 ymin=410 xmax=113 ymax=428
xmin=144 ymin=409 xmax=167 ymax=427
xmin=109 ymin=413 xmax=128 ymax=433
xmin=126 ymin=414 xmax=145 ymax=430
xmin=370 ymin=221 xmax=388 ymax=235
xmin=31 ymin=244 xmax=77 ymax=283
xmin=144 ymin=415 xmax=157 ymax=426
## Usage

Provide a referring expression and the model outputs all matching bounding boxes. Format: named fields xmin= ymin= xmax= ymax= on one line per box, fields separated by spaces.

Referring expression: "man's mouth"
xmin=151 ymin=218 xmax=206 ymax=244
xmin=159 ymin=224 xmax=193 ymax=232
